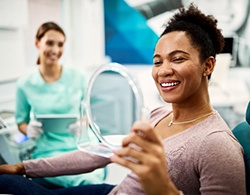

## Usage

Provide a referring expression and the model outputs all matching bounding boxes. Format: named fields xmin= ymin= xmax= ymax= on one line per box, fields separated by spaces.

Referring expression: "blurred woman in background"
xmin=15 ymin=21 xmax=106 ymax=189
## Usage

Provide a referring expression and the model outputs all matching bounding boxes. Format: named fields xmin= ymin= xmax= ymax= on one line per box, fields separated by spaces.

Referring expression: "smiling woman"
xmin=14 ymin=22 xmax=106 ymax=188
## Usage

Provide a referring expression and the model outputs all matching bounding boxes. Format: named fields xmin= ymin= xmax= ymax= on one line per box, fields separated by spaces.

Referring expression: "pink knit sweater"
xmin=24 ymin=106 xmax=246 ymax=195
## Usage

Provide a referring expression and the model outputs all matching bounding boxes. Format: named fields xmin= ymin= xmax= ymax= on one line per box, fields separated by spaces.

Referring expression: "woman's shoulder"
xmin=191 ymin=112 xmax=242 ymax=152
xmin=16 ymin=68 xmax=40 ymax=86
xmin=150 ymin=106 xmax=172 ymax=127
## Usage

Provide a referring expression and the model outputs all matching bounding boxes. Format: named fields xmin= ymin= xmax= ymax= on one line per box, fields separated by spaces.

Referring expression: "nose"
xmin=158 ymin=61 xmax=173 ymax=76
xmin=51 ymin=45 xmax=60 ymax=54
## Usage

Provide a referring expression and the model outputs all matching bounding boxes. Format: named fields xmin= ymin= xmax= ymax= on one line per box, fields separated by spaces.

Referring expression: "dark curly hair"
xmin=160 ymin=3 xmax=225 ymax=79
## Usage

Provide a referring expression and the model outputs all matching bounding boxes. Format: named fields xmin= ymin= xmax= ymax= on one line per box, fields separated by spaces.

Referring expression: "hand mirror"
xmin=77 ymin=62 xmax=147 ymax=158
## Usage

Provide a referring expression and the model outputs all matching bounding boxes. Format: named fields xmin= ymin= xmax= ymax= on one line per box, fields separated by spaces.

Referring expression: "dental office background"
xmin=0 ymin=0 xmax=250 ymax=182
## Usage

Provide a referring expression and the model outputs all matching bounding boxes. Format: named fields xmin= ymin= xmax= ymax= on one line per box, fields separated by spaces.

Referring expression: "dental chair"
xmin=232 ymin=101 xmax=250 ymax=194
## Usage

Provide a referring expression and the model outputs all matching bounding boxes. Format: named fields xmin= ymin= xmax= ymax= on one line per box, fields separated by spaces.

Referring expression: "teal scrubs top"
xmin=15 ymin=66 xmax=105 ymax=187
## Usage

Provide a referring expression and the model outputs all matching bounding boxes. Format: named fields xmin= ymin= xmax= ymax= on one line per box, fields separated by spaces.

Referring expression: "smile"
xmin=160 ymin=82 xmax=180 ymax=87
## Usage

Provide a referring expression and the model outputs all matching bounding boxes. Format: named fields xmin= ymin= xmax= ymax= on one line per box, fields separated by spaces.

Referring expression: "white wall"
xmin=61 ymin=0 xmax=107 ymax=72
xmin=0 ymin=0 xmax=28 ymax=83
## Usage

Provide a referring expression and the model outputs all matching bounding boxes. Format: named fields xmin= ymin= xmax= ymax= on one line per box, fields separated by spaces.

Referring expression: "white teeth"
xmin=161 ymin=82 xmax=179 ymax=87
xmin=49 ymin=55 xmax=57 ymax=60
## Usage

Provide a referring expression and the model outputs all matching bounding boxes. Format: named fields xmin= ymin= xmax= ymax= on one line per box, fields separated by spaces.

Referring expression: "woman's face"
xmin=36 ymin=30 xmax=65 ymax=66
xmin=152 ymin=31 xmax=206 ymax=104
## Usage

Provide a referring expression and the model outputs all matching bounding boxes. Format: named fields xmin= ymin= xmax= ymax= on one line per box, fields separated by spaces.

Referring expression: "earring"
xmin=203 ymin=72 xmax=207 ymax=77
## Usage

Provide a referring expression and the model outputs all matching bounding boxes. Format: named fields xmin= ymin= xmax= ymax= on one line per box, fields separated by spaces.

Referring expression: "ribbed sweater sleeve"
xmin=23 ymin=150 xmax=111 ymax=177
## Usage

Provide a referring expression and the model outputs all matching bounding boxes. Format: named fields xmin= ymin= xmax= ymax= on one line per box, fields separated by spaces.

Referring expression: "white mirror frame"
xmin=78 ymin=62 xmax=145 ymax=156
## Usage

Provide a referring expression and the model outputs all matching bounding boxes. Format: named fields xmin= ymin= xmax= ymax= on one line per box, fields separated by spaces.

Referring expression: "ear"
xmin=35 ymin=39 xmax=40 ymax=48
xmin=203 ymin=56 xmax=215 ymax=76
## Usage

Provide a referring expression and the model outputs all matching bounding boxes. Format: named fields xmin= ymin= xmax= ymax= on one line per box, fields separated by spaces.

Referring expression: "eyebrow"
xmin=46 ymin=40 xmax=65 ymax=44
xmin=153 ymin=50 xmax=190 ymax=59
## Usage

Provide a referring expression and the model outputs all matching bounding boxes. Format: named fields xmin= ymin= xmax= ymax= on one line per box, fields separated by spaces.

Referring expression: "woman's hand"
xmin=110 ymin=121 xmax=179 ymax=195
xmin=26 ymin=121 xmax=44 ymax=139
xmin=0 ymin=162 xmax=25 ymax=175
xmin=68 ymin=121 xmax=80 ymax=136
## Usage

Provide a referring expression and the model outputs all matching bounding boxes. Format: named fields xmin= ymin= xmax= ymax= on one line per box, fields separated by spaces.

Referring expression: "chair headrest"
xmin=246 ymin=101 xmax=250 ymax=125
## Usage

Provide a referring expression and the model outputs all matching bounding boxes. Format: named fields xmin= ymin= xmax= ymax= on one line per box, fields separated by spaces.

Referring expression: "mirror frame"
xmin=84 ymin=62 xmax=144 ymax=149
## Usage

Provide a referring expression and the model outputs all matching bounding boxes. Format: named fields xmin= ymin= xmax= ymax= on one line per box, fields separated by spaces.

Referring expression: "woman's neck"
xmin=171 ymin=97 xmax=213 ymax=122
xmin=39 ymin=64 xmax=62 ymax=83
